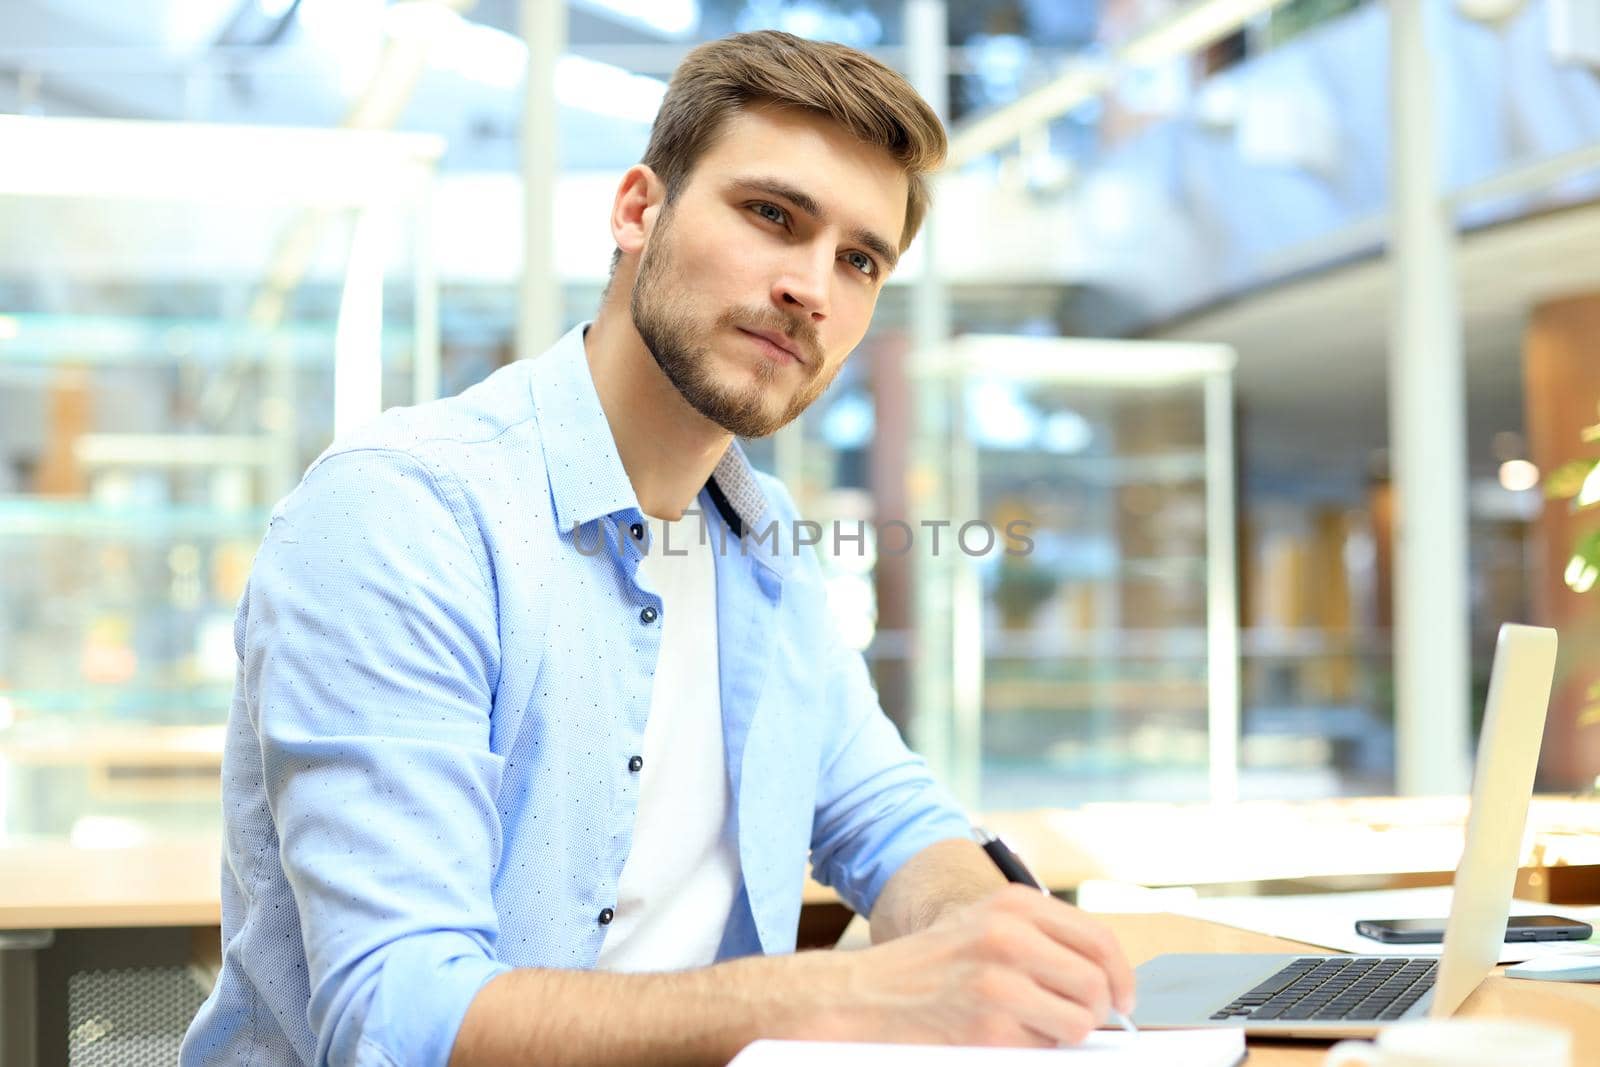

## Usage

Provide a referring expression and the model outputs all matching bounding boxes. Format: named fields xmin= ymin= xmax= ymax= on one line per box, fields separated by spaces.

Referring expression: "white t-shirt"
xmin=595 ymin=510 xmax=739 ymax=971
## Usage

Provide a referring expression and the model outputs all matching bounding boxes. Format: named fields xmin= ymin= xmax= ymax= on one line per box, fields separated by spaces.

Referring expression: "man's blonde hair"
xmin=631 ymin=29 xmax=946 ymax=257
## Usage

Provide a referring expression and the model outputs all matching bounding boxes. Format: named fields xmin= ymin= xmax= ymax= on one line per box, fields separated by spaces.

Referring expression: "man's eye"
xmin=752 ymin=203 xmax=788 ymax=225
xmin=845 ymin=251 xmax=876 ymax=277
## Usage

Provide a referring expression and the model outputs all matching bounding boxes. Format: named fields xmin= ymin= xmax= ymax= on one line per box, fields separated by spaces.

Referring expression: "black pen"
xmin=973 ymin=826 xmax=1138 ymax=1034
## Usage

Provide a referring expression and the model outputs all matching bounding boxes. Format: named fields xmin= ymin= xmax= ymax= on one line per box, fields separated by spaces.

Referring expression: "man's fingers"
xmin=991 ymin=890 xmax=1138 ymax=1014
xmin=970 ymin=966 xmax=1097 ymax=1047
xmin=1001 ymin=927 xmax=1116 ymax=1024
xmin=1040 ymin=906 xmax=1137 ymax=1014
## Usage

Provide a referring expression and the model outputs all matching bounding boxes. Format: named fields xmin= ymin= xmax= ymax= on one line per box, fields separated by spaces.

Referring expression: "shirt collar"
xmin=528 ymin=321 xmax=776 ymax=544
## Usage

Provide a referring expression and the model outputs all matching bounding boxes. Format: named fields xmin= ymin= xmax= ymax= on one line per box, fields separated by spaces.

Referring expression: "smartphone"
xmin=1355 ymin=914 xmax=1594 ymax=944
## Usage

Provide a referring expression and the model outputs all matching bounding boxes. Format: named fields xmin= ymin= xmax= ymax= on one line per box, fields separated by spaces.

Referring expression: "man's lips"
xmin=738 ymin=327 xmax=804 ymax=365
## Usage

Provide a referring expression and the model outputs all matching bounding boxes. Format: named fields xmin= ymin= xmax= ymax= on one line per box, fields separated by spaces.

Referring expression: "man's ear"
xmin=610 ymin=165 xmax=666 ymax=259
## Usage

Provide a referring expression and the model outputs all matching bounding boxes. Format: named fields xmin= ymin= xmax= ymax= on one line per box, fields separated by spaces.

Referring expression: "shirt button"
xmin=598 ymin=907 xmax=615 ymax=925
xmin=628 ymin=755 xmax=643 ymax=773
xmin=630 ymin=522 xmax=644 ymax=541
xmin=639 ymin=605 xmax=658 ymax=624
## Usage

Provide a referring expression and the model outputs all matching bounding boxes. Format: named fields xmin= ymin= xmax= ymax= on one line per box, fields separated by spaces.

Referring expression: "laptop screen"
xmin=1431 ymin=623 xmax=1558 ymax=1016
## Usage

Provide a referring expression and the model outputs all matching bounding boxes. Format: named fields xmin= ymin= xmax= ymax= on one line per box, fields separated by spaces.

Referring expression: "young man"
xmin=182 ymin=30 xmax=1134 ymax=1067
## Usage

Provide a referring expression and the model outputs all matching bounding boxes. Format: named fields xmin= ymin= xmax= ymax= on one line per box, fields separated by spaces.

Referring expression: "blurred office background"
xmin=2 ymin=0 xmax=1600 ymax=847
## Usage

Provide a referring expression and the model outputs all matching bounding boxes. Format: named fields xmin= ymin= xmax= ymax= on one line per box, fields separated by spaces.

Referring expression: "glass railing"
xmin=969 ymin=0 xmax=1600 ymax=329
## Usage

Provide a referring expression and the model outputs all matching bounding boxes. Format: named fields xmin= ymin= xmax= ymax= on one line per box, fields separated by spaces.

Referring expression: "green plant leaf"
xmin=1545 ymin=460 xmax=1596 ymax=500
xmin=1567 ymin=530 xmax=1600 ymax=594
xmin=1580 ymin=463 xmax=1600 ymax=510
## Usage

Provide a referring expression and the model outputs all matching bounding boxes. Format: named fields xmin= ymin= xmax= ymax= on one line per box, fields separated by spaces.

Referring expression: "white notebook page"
xmin=729 ymin=1030 xmax=1245 ymax=1066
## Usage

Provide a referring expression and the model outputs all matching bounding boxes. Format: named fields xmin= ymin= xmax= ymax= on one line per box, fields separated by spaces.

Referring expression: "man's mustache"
xmin=722 ymin=308 xmax=822 ymax=368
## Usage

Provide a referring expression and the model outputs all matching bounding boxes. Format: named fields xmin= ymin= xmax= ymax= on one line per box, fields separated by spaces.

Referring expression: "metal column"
xmin=413 ymin=168 xmax=440 ymax=405
xmin=1387 ymin=0 xmax=1472 ymax=794
xmin=519 ymin=0 xmax=565 ymax=360
xmin=904 ymin=0 xmax=974 ymax=805
xmin=1205 ymin=370 xmax=1241 ymax=803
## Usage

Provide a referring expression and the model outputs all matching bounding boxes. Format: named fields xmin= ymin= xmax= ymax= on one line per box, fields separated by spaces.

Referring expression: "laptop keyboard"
xmin=1209 ymin=956 xmax=1438 ymax=1023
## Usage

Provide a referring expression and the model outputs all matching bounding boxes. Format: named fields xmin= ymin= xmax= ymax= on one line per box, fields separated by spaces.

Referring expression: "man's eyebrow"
xmin=728 ymin=176 xmax=900 ymax=272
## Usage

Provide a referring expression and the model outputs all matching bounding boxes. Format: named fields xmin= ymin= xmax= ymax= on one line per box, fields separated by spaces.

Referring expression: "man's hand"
xmin=812 ymin=884 xmax=1137 ymax=1047
xmin=450 ymin=885 xmax=1136 ymax=1065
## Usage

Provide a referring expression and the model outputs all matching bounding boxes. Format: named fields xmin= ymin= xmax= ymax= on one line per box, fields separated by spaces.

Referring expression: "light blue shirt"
xmin=181 ymin=323 xmax=969 ymax=1067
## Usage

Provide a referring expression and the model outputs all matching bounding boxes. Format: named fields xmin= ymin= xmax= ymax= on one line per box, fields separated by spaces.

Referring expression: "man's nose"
xmin=772 ymin=247 xmax=831 ymax=321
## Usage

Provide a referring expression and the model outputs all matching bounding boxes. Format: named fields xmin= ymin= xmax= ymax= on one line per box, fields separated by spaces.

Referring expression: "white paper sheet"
xmin=1173 ymin=886 xmax=1600 ymax=963
xmin=729 ymin=1030 xmax=1245 ymax=1066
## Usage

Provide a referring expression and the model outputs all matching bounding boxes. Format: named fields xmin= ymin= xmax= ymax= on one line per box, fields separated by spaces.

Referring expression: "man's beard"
xmin=630 ymin=210 xmax=832 ymax=439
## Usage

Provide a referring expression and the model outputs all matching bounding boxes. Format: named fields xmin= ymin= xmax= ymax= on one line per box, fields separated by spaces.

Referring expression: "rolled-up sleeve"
xmin=807 ymin=644 xmax=970 ymax=917
xmin=244 ymin=448 xmax=512 ymax=1067
xmin=804 ymin=590 xmax=970 ymax=919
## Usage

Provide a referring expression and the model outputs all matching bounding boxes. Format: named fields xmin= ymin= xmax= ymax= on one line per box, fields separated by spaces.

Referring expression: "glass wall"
xmin=0 ymin=121 xmax=437 ymax=842
xmin=4 ymin=0 xmax=1599 ymax=831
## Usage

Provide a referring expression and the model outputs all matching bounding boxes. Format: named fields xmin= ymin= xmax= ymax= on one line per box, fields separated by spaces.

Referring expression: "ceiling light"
xmin=555 ymin=54 xmax=668 ymax=123
xmin=575 ymin=0 xmax=698 ymax=38
xmin=395 ymin=12 xmax=667 ymax=121
xmin=383 ymin=1 xmax=463 ymax=43
xmin=432 ymin=19 xmax=530 ymax=90
xmin=819 ymin=391 xmax=875 ymax=450
xmin=1456 ymin=0 xmax=1527 ymax=22
xmin=298 ymin=0 xmax=384 ymax=44
xmin=1498 ymin=459 xmax=1540 ymax=492
xmin=968 ymin=381 xmax=1040 ymax=449
xmin=298 ymin=0 xmax=385 ymax=94
xmin=1040 ymin=410 xmax=1093 ymax=454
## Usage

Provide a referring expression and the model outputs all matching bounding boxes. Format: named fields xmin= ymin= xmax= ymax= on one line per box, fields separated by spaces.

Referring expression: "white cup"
xmin=1324 ymin=1019 xmax=1571 ymax=1067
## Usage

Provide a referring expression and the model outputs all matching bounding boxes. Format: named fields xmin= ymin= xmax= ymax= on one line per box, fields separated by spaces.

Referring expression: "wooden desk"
xmin=4 ymin=838 xmax=1597 ymax=1063
xmin=0 ymin=836 xmax=221 ymax=930
xmin=1 ymin=724 xmax=225 ymax=804
xmin=1105 ymin=913 xmax=1600 ymax=1065
xmin=8 ymin=796 xmax=1595 ymax=927
xmin=803 ymin=796 xmax=1600 ymax=905
xmin=0 ymin=836 xmax=223 ymax=1066
xmin=6 ymin=795 xmax=1598 ymax=929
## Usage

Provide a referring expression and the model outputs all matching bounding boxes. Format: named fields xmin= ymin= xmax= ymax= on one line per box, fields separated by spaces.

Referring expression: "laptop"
xmin=1132 ymin=622 xmax=1558 ymax=1039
